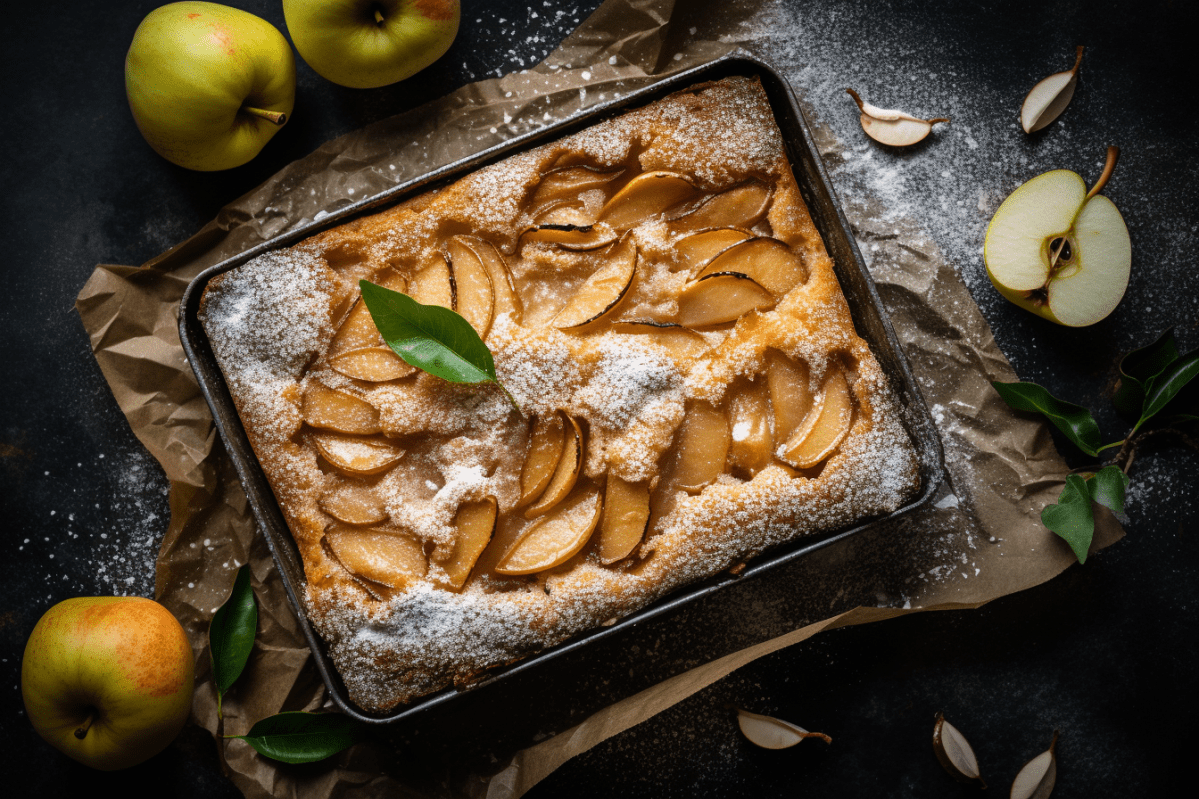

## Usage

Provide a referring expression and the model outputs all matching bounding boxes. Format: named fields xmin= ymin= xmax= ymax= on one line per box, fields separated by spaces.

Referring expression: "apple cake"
xmin=198 ymin=76 xmax=921 ymax=713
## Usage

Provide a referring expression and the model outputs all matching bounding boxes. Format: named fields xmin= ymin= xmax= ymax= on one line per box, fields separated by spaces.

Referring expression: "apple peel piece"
xmin=318 ymin=483 xmax=388 ymax=526
xmin=598 ymin=171 xmax=700 ymax=230
xmin=325 ymin=527 xmax=427 ymax=591
xmin=520 ymin=412 xmax=566 ymax=507
xmin=677 ymin=272 xmax=775 ymax=328
xmin=694 ymin=237 xmax=806 ymax=298
xmin=736 ymin=709 xmax=832 ymax=749
xmin=313 ymin=433 xmax=405 ymax=476
xmin=598 ymin=476 xmax=651 ymax=565
xmin=525 ymin=414 xmax=584 ymax=518
xmin=434 ymin=497 xmax=497 ymax=591
xmin=497 ymin=489 xmax=603 ymax=575
xmin=1021 ymin=46 xmax=1084 ymax=133
xmin=845 ymin=88 xmax=948 ymax=147
xmin=779 ymin=363 xmax=853 ymax=469
xmin=551 ymin=235 xmax=637 ymax=329
xmin=933 ymin=712 xmax=987 ymax=787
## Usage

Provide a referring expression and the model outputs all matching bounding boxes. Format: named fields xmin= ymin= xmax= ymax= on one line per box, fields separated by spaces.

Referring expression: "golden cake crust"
xmin=198 ymin=76 xmax=920 ymax=713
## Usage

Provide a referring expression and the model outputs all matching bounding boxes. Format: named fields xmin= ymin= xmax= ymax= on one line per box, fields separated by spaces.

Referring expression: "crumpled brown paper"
xmin=74 ymin=1 xmax=1122 ymax=796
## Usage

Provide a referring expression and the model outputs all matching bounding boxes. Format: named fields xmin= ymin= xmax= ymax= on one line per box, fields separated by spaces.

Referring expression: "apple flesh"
xmin=22 ymin=597 xmax=195 ymax=771
xmin=284 ymin=0 xmax=461 ymax=89
xmin=984 ymin=153 xmax=1131 ymax=327
xmin=125 ymin=2 xmax=295 ymax=171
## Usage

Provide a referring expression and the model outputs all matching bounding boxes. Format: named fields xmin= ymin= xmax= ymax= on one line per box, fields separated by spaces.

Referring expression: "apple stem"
xmin=374 ymin=8 xmax=384 ymax=24
xmin=844 ymin=88 xmax=866 ymax=112
xmin=242 ymin=107 xmax=287 ymax=126
xmin=1071 ymin=45 xmax=1085 ymax=75
xmin=1086 ymin=146 xmax=1120 ymax=201
xmin=74 ymin=710 xmax=96 ymax=740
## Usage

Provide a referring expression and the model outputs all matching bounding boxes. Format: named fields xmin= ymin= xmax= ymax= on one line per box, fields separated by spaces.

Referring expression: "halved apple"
xmin=329 ymin=347 xmax=415 ymax=382
xmin=598 ymin=171 xmax=700 ymax=230
xmin=677 ymin=272 xmax=775 ymax=327
xmin=301 ymin=383 xmax=380 ymax=434
xmin=445 ymin=237 xmax=495 ymax=336
xmin=669 ymin=401 xmax=730 ymax=492
xmin=779 ymin=363 xmax=853 ymax=469
xmin=519 ymin=412 xmax=566 ymax=507
xmin=984 ymin=151 xmax=1131 ymax=327
xmin=496 ymin=489 xmax=602 ymax=575
xmin=598 ymin=476 xmax=650 ymax=565
xmin=674 ymin=227 xmax=754 ymax=273
xmin=409 ymin=253 xmax=456 ymax=310
xmin=726 ymin=380 xmax=774 ymax=478
xmin=325 ymin=526 xmax=426 ymax=590
xmin=610 ymin=320 xmax=710 ymax=362
xmin=312 ymin=433 xmax=405 ymax=476
xmin=551 ymin=234 xmax=638 ymax=330
xmin=766 ymin=350 xmax=813 ymax=442
xmin=318 ymin=483 xmax=388 ymax=526
xmin=695 ymin=238 xmax=806 ymax=298
xmin=668 ymin=181 xmax=772 ymax=232
xmin=457 ymin=236 xmax=523 ymax=325
xmin=525 ymin=414 xmax=584 ymax=518
xmin=520 ymin=223 xmax=619 ymax=251
xmin=433 ymin=497 xmax=497 ymax=591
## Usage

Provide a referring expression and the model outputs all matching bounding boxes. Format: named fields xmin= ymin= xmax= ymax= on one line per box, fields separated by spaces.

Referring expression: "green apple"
xmin=22 ymin=597 xmax=195 ymax=771
xmin=283 ymin=0 xmax=460 ymax=89
xmin=125 ymin=2 xmax=295 ymax=171
xmin=984 ymin=147 xmax=1131 ymax=327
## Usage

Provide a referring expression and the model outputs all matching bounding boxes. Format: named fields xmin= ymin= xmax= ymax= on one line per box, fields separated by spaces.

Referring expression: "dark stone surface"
xmin=1 ymin=1 xmax=1194 ymax=795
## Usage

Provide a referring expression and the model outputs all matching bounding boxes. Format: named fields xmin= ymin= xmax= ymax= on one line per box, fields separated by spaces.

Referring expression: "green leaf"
xmin=1113 ymin=328 xmax=1179 ymax=417
xmin=1087 ymin=465 xmax=1130 ymax=515
xmin=1137 ymin=353 xmax=1199 ymax=430
xmin=1041 ymin=474 xmax=1095 ymax=564
xmin=231 ymin=712 xmax=364 ymax=764
xmin=210 ymin=565 xmax=257 ymax=712
xmin=992 ymin=381 xmax=1102 ymax=456
xmin=358 ymin=280 xmax=518 ymax=411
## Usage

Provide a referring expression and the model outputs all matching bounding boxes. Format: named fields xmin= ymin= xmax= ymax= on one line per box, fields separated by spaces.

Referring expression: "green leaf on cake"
xmin=209 ymin=564 xmax=258 ymax=718
xmin=359 ymin=279 xmax=519 ymax=412
xmin=992 ymin=381 xmax=1102 ymax=456
xmin=230 ymin=711 xmax=364 ymax=764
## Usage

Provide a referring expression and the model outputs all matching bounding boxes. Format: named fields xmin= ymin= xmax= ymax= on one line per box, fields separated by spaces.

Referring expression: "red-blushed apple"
xmin=125 ymin=2 xmax=296 ymax=171
xmin=984 ymin=147 xmax=1131 ymax=327
xmin=22 ymin=597 xmax=195 ymax=771
xmin=283 ymin=0 xmax=460 ymax=89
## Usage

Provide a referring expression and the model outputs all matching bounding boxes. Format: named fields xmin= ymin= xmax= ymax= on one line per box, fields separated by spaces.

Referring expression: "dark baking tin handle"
xmin=179 ymin=52 xmax=944 ymax=724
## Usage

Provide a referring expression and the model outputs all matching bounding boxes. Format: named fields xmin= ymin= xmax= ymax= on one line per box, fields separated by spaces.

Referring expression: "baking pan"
xmin=179 ymin=53 xmax=945 ymax=724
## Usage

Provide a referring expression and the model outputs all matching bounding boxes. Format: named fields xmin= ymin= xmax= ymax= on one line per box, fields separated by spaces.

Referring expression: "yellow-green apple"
xmin=125 ymin=2 xmax=296 ymax=171
xmin=283 ymin=0 xmax=460 ymax=89
xmin=984 ymin=147 xmax=1131 ymax=327
xmin=22 ymin=597 xmax=195 ymax=771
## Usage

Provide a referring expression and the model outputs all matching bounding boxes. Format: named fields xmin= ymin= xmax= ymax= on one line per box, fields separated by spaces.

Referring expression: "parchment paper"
xmin=75 ymin=1 xmax=1123 ymax=796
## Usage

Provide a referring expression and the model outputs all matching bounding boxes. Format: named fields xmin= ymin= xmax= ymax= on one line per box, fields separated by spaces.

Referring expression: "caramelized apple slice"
xmin=319 ymin=483 xmax=388 ymax=526
xmin=445 ymin=237 xmax=494 ymax=336
xmin=330 ymin=300 xmax=382 ymax=354
xmin=677 ymin=272 xmax=775 ymax=327
xmin=456 ymin=236 xmax=522 ymax=325
xmin=520 ymin=224 xmax=619 ymax=251
xmin=610 ymin=320 xmax=710 ymax=362
xmin=779 ymin=364 xmax=853 ymax=469
xmin=525 ymin=414 xmax=584 ymax=518
xmin=598 ymin=476 xmax=650 ymax=565
xmin=598 ymin=171 xmax=700 ymax=230
xmin=674 ymin=227 xmax=754 ymax=273
xmin=766 ymin=351 xmax=813 ymax=442
xmin=409 ymin=253 xmax=456 ymax=309
xmin=533 ymin=199 xmax=594 ymax=227
xmin=670 ymin=401 xmax=731 ymax=492
xmin=520 ymin=412 xmax=566 ymax=507
xmin=551 ymin=235 xmax=637 ymax=330
xmin=530 ymin=164 xmax=623 ymax=211
xmin=695 ymin=238 xmax=807 ymax=298
xmin=325 ymin=526 xmax=426 ymax=590
xmin=727 ymin=380 xmax=774 ymax=478
xmin=434 ymin=497 xmax=497 ymax=591
xmin=301 ymin=383 xmax=380 ymax=434
xmin=313 ymin=433 xmax=405 ymax=476
xmin=496 ymin=489 xmax=602 ymax=575
xmin=669 ymin=181 xmax=772 ymax=232
xmin=330 ymin=347 xmax=415 ymax=382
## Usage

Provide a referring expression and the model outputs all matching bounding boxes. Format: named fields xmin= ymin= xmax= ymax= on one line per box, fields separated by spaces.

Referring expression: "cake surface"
xmin=198 ymin=76 xmax=920 ymax=713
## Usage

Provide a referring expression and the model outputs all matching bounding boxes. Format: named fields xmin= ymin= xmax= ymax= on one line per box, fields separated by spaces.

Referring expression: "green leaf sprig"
xmin=228 ymin=711 xmax=365 ymax=764
xmin=359 ymin=279 xmax=520 ymax=413
xmin=210 ymin=564 xmax=257 ymax=719
xmin=993 ymin=328 xmax=1199 ymax=562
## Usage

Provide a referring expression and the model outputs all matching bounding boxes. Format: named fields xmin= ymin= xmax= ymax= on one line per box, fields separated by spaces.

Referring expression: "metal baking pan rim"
xmin=179 ymin=51 xmax=945 ymax=724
